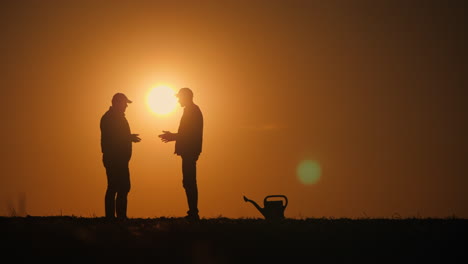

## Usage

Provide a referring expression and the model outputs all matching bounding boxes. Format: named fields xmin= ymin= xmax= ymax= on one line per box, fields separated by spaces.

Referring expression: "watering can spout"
xmin=243 ymin=195 xmax=265 ymax=218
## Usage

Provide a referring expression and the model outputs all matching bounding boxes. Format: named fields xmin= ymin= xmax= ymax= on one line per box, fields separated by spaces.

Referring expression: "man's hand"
xmin=158 ymin=130 xmax=176 ymax=143
xmin=131 ymin=134 xmax=141 ymax=143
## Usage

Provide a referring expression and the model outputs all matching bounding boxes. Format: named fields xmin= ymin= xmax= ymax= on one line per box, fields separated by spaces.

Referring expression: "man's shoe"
xmin=117 ymin=216 xmax=128 ymax=222
xmin=105 ymin=216 xmax=116 ymax=222
xmin=184 ymin=214 xmax=200 ymax=222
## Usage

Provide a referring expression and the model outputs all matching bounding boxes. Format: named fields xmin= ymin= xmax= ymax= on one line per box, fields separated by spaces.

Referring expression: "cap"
xmin=112 ymin=93 xmax=132 ymax=104
xmin=176 ymin=87 xmax=193 ymax=98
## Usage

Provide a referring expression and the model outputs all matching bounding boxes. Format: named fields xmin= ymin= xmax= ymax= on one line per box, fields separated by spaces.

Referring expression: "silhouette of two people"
xmin=100 ymin=93 xmax=141 ymax=220
xmin=100 ymin=88 xmax=203 ymax=222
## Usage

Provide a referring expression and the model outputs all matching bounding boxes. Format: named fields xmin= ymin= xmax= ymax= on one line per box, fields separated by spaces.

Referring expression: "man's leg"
xmin=104 ymin=158 xmax=117 ymax=219
xmin=105 ymin=188 xmax=116 ymax=219
xmin=182 ymin=155 xmax=199 ymax=219
xmin=116 ymin=191 xmax=128 ymax=219
xmin=116 ymin=163 xmax=131 ymax=220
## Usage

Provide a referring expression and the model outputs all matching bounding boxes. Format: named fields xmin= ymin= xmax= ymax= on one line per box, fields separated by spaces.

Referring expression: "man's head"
xmin=176 ymin=87 xmax=193 ymax=107
xmin=112 ymin=93 xmax=132 ymax=112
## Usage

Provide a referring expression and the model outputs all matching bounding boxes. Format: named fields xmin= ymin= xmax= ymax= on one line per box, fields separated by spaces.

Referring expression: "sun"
xmin=146 ymin=85 xmax=178 ymax=115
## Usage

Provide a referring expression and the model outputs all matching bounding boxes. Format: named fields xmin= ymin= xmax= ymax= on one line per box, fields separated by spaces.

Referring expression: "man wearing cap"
xmin=159 ymin=87 xmax=203 ymax=221
xmin=100 ymin=93 xmax=141 ymax=220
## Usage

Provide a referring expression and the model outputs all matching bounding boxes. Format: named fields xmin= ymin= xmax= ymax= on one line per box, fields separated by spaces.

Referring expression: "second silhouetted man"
xmin=159 ymin=87 xmax=203 ymax=221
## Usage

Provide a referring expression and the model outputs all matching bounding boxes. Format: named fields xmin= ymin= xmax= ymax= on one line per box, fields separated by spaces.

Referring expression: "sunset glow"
xmin=1 ymin=1 xmax=466 ymax=220
xmin=147 ymin=85 xmax=178 ymax=115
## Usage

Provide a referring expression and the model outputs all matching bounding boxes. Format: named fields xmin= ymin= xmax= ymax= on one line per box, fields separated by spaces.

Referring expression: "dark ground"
xmin=1 ymin=216 xmax=467 ymax=262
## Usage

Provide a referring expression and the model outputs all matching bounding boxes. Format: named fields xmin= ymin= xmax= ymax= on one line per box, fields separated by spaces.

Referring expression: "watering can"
xmin=243 ymin=195 xmax=288 ymax=220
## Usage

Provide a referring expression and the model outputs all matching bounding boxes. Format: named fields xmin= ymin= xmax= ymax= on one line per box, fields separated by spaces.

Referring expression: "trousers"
xmin=103 ymin=155 xmax=130 ymax=219
xmin=182 ymin=155 xmax=199 ymax=216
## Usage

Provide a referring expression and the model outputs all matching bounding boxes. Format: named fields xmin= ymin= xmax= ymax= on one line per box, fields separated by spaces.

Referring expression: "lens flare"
xmin=297 ymin=160 xmax=321 ymax=185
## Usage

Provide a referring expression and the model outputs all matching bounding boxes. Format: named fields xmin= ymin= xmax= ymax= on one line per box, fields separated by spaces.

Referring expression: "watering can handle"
xmin=264 ymin=195 xmax=288 ymax=208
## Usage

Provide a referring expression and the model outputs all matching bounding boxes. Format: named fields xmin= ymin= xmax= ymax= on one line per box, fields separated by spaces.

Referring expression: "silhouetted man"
xmin=100 ymin=93 xmax=141 ymax=220
xmin=159 ymin=87 xmax=203 ymax=221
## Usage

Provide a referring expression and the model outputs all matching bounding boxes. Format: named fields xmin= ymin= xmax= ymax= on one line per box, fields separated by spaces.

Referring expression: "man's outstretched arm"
xmin=158 ymin=130 xmax=177 ymax=143
xmin=131 ymin=134 xmax=141 ymax=143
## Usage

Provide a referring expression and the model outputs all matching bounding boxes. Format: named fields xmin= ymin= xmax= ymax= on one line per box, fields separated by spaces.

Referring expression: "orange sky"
xmin=1 ymin=1 xmax=466 ymax=219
